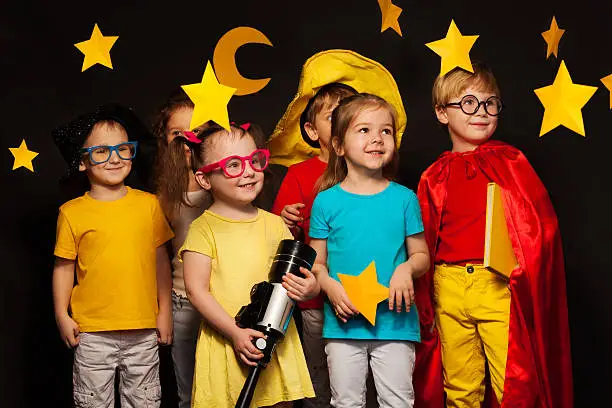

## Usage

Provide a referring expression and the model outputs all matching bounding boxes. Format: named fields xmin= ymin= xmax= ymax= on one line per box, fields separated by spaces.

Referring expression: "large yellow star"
xmin=377 ymin=0 xmax=402 ymax=37
xmin=9 ymin=140 xmax=38 ymax=172
xmin=601 ymin=73 xmax=612 ymax=109
xmin=337 ymin=261 xmax=389 ymax=325
xmin=426 ymin=19 xmax=479 ymax=77
xmin=541 ymin=16 xmax=565 ymax=59
xmin=74 ymin=24 xmax=118 ymax=72
xmin=534 ymin=61 xmax=597 ymax=137
xmin=181 ymin=61 xmax=237 ymax=130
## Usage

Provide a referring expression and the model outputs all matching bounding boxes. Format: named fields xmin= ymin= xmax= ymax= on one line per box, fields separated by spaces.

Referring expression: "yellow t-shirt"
xmin=54 ymin=187 xmax=174 ymax=332
xmin=179 ymin=209 xmax=314 ymax=407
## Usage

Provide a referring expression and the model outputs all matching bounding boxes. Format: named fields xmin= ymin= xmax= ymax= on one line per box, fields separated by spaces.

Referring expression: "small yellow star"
xmin=74 ymin=23 xmax=119 ymax=72
xmin=377 ymin=0 xmax=403 ymax=37
xmin=425 ymin=19 xmax=479 ymax=77
xmin=9 ymin=139 xmax=39 ymax=172
xmin=337 ymin=261 xmax=389 ymax=325
xmin=534 ymin=61 xmax=597 ymax=137
xmin=600 ymin=73 xmax=612 ymax=109
xmin=541 ymin=16 xmax=565 ymax=59
xmin=181 ymin=61 xmax=237 ymax=130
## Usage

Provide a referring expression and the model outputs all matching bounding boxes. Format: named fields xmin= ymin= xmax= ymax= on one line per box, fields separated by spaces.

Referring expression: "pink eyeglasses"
xmin=197 ymin=149 xmax=270 ymax=178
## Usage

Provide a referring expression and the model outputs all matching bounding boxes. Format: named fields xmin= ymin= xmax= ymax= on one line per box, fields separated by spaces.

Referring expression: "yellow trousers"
xmin=433 ymin=264 xmax=511 ymax=408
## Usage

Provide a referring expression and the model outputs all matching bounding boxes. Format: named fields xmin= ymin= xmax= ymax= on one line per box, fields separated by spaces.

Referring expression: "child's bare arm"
xmin=156 ymin=245 xmax=173 ymax=345
xmin=183 ymin=251 xmax=265 ymax=366
xmin=309 ymin=238 xmax=358 ymax=322
xmin=280 ymin=203 xmax=305 ymax=228
xmin=405 ymin=232 xmax=430 ymax=279
xmin=281 ymin=264 xmax=320 ymax=302
xmin=389 ymin=232 xmax=430 ymax=312
xmin=52 ymin=257 xmax=80 ymax=348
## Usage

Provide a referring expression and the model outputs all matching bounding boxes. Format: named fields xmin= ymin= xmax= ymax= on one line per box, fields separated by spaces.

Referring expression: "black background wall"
xmin=1 ymin=0 xmax=610 ymax=406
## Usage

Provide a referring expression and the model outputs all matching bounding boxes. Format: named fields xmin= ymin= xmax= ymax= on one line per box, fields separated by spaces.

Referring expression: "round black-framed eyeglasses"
xmin=444 ymin=95 xmax=503 ymax=116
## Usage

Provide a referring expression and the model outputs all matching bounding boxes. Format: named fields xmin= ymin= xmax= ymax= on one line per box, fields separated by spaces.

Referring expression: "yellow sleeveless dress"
xmin=180 ymin=209 xmax=315 ymax=407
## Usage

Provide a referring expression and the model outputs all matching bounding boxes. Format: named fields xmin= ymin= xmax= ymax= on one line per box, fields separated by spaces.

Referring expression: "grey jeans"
xmin=325 ymin=340 xmax=416 ymax=408
xmin=171 ymin=291 xmax=201 ymax=408
xmin=301 ymin=309 xmax=332 ymax=408
xmin=73 ymin=329 xmax=160 ymax=408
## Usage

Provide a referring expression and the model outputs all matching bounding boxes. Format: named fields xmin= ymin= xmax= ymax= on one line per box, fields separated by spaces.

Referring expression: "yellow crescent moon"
xmin=212 ymin=27 xmax=273 ymax=96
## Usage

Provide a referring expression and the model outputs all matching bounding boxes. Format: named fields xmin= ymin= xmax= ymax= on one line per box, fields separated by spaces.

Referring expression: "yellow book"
xmin=484 ymin=182 xmax=518 ymax=279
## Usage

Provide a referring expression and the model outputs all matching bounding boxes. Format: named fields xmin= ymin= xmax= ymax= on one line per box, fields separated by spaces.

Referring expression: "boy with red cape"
xmin=413 ymin=63 xmax=573 ymax=407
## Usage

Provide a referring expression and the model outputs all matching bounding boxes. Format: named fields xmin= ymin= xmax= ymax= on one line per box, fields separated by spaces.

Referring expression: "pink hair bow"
xmin=183 ymin=131 xmax=202 ymax=144
xmin=231 ymin=121 xmax=251 ymax=131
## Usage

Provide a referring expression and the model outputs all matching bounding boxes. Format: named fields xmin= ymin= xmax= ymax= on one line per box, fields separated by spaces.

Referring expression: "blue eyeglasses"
xmin=80 ymin=141 xmax=138 ymax=165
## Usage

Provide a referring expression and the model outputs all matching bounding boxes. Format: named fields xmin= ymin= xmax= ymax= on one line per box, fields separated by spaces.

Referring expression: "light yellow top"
xmin=170 ymin=190 xmax=210 ymax=297
xmin=179 ymin=209 xmax=314 ymax=407
xmin=54 ymin=187 xmax=174 ymax=332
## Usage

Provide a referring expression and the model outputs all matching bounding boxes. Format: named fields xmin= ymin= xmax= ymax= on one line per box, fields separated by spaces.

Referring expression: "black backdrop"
xmin=1 ymin=0 xmax=610 ymax=406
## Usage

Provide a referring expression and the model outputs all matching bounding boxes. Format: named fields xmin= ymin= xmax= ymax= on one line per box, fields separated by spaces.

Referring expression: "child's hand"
xmin=280 ymin=203 xmax=305 ymax=228
xmin=323 ymin=277 xmax=359 ymax=323
xmin=156 ymin=310 xmax=173 ymax=345
xmin=56 ymin=314 xmax=80 ymax=348
xmin=389 ymin=263 xmax=415 ymax=313
xmin=231 ymin=327 xmax=265 ymax=367
xmin=282 ymin=267 xmax=320 ymax=302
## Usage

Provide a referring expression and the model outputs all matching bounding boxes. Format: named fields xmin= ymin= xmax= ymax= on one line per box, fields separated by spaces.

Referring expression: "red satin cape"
xmin=413 ymin=141 xmax=573 ymax=408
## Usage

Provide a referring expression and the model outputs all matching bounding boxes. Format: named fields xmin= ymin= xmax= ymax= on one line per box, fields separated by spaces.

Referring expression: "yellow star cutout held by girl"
xmin=337 ymin=261 xmax=389 ymax=325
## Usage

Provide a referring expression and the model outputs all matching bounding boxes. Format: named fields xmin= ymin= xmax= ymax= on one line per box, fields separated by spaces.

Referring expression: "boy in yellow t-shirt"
xmin=51 ymin=103 xmax=174 ymax=408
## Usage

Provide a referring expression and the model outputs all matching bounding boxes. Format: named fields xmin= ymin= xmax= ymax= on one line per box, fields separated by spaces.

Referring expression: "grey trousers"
xmin=73 ymin=329 xmax=160 ymax=408
xmin=171 ymin=291 xmax=201 ymax=408
xmin=301 ymin=309 xmax=332 ymax=408
xmin=325 ymin=340 xmax=415 ymax=408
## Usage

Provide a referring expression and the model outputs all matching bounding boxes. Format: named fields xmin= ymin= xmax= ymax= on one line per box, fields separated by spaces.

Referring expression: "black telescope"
xmin=234 ymin=239 xmax=317 ymax=408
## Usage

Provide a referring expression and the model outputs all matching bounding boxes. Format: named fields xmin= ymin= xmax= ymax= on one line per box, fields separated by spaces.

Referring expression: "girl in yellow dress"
xmin=178 ymin=123 xmax=317 ymax=407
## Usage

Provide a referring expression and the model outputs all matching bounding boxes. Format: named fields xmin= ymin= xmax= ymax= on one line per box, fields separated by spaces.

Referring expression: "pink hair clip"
xmin=230 ymin=121 xmax=251 ymax=131
xmin=184 ymin=131 xmax=202 ymax=144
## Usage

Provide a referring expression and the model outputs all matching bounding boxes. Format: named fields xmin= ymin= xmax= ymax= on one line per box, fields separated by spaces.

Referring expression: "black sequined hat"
xmin=52 ymin=103 xmax=153 ymax=175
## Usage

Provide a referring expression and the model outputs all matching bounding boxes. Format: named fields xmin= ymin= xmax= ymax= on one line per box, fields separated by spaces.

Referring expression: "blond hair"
xmin=432 ymin=62 xmax=500 ymax=108
xmin=317 ymin=93 xmax=399 ymax=192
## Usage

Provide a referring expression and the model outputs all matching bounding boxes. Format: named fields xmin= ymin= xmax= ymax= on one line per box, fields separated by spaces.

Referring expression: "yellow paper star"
xmin=74 ymin=24 xmax=119 ymax=72
xmin=337 ymin=261 xmax=389 ymax=325
xmin=9 ymin=140 xmax=38 ymax=172
xmin=181 ymin=61 xmax=237 ymax=130
xmin=534 ymin=61 xmax=597 ymax=137
xmin=377 ymin=0 xmax=403 ymax=36
xmin=541 ymin=16 xmax=565 ymax=59
xmin=601 ymin=73 xmax=612 ymax=109
xmin=426 ymin=19 xmax=479 ymax=77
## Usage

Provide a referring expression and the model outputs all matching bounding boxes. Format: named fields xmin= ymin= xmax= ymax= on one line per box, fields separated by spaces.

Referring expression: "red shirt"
xmin=435 ymin=151 xmax=491 ymax=265
xmin=272 ymin=157 xmax=327 ymax=309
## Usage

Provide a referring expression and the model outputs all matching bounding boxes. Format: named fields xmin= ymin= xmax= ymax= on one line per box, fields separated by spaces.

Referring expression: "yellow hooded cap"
xmin=269 ymin=49 xmax=406 ymax=166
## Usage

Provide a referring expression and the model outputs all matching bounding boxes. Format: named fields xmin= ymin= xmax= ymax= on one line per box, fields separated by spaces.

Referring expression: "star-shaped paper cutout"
xmin=337 ymin=261 xmax=389 ymax=325
xmin=377 ymin=0 xmax=403 ymax=36
xmin=74 ymin=23 xmax=119 ymax=72
xmin=534 ymin=61 xmax=597 ymax=137
xmin=541 ymin=16 xmax=565 ymax=59
xmin=9 ymin=140 xmax=38 ymax=172
xmin=181 ymin=61 xmax=237 ymax=130
xmin=600 ymin=73 xmax=612 ymax=109
xmin=425 ymin=19 xmax=479 ymax=77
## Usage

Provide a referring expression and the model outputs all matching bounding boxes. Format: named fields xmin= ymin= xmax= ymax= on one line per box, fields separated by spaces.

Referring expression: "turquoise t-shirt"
xmin=309 ymin=181 xmax=424 ymax=341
